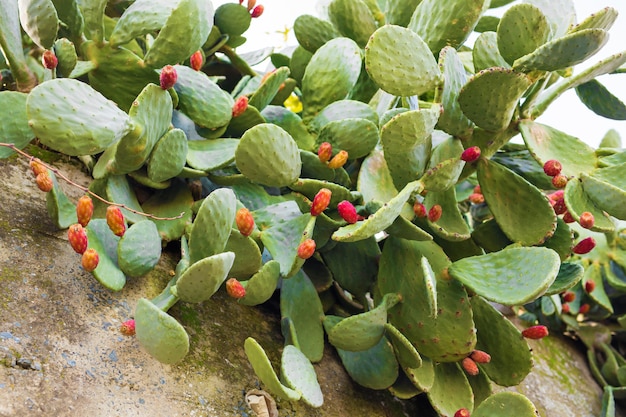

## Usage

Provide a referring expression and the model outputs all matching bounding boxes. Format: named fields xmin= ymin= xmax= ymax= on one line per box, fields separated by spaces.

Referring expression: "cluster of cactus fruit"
xmin=2 ymin=0 xmax=626 ymax=414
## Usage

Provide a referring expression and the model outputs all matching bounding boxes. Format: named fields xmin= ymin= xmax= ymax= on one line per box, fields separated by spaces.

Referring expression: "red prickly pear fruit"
xmin=468 ymin=193 xmax=484 ymax=204
xmin=36 ymin=172 xmax=53 ymax=192
xmin=337 ymin=200 xmax=359 ymax=224
xmin=552 ymin=198 xmax=567 ymax=215
xmin=42 ymin=50 xmax=58 ymax=69
xmin=454 ymin=409 xmax=470 ymax=417
xmin=317 ymin=142 xmax=333 ymax=163
xmin=76 ymin=195 xmax=94 ymax=227
xmin=562 ymin=211 xmax=575 ymax=223
xmin=461 ymin=357 xmax=479 ymax=376
xmin=120 ymin=319 xmax=136 ymax=336
xmin=585 ymin=280 xmax=596 ymax=293
xmin=521 ymin=325 xmax=549 ymax=339
xmin=562 ymin=291 xmax=576 ymax=302
xmin=232 ymin=96 xmax=249 ymax=117
xmin=428 ymin=204 xmax=442 ymax=222
xmin=225 ymin=278 xmax=246 ymax=299
xmin=543 ymin=159 xmax=562 ymax=177
xmin=106 ymin=206 xmax=126 ymax=237
xmin=579 ymin=303 xmax=590 ymax=314
xmin=235 ymin=207 xmax=255 ymax=237
xmin=460 ymin=146 xmax=481 ymax=163
xmin=579 ymin=211 xmax=595 ymax=229
xmin=81 ymin=248 xmax=99 ymax=272
xmin=551 ymin=174 xmax=568 ymax=189
xmin=68 ymin=223 xmax=88 ymax=254
xmin=562 ymin=303 xmax=570 ymax=314
xmin=413 ymin=202 xmax=427 ymax=218
xmin=189 ymin=50 xmax=203 ymax=71
xmin=327 ymin=150 xmax=348 ymax=169
xmin=473 ymin=184 xmax=481 ymax=194
xmin=297 ymin=239 xmax=316 ymax=259
xmin=470 ymin=350 xmax=491 ymax=364
xmin=573 ymin=237 xmax=595 ymax=254
xmin=548 ymin=190 xmax=564 ymax=201
xmin=159 ymin=65 xmax=177 ymax=90
xmin=311 ymin=188 xmax=332 ymax=216
xmin=250 ymin=4 xmax=264 ymax=17
xmin=247 ymin=0 xmax=257 ymax=11
xmin=29 ymin=158 xmax=47 ymax=176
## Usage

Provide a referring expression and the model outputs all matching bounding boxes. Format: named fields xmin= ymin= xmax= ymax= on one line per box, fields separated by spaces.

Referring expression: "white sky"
xmin=214 ymin=0 xmax=626 ymax=147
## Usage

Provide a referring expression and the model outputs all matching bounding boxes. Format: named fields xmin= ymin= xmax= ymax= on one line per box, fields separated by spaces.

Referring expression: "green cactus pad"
xmin=384 ymin=323 xmax=422 ymax=369
xmin=293 ymin=14 xmax=339 ymax=53
xmin=117 ymin=220 xmax=162 ymax=277
xmin=564 ymin=178 xmax=614 ymax=233
xmin=140 ymin=181 xmax=193 ymax=242
xmin=468 ymin=368 xmax=493 ymax=408
xmin=260 ymin=213 xmax=311 ymax=277
xmin=388 ymin=372 xmax=421 ymax=400
xmin=316 ymin=118 xmax=379 ymax=159
xmin=519 ymin=120 xmax=597 ymax=178
xmin=323 ymin=316 xmax=399 ymax=390
xmin=143 ymin=0 xmax=214 ymax=68
xmin=576 ymin=79 xmax=626 ymax=121
xmin=249 ymin=67 xmax=291 ymax=112
xmin=18 ymin=0 xmax=58 ymax=49
xmin=185 ymin=139 xmax=238 ymax=171
xmin=114 ymin=83 xmax=173 ymax=174
xmin=477 ymin=158 xmax=556 ymax=245
xmin=404 ymin=357 xmax=435 ymax=392
xmin=357 ymin=149 xmax=408 ymax=217
xmin=378 ymin=237 xmax=476 ymax=362
xmin=473 ymin=31 xmax=510 ymax=72
xmin=280 ymin=345 xmax=324 ymax=408
xmin=458 ymin=68 xmax=532 ymax=132
xmin=475 ymin=15 xmax=500 ymax=33
xmin=174 ymin=65 xmax=233 ymax=129
xmin=309 ymin=99 xmax=379 ymax=134
xmin=570 ymin=7 xmax=618 ymax=33
xmin=238 ymin=260 xmax=281 ymax=306
xmin=497 ymin=3 xmax=550 ymax=65
xmin=280 ymin=270 xmax=325 ymax=362
xmin=427 ymin=363 xmax=473 ymax=416
xmin=224 ymin=230 xmax=262 ymax=279
xmin=437 ymin=47 xmax=474 ymax=138
xmin=526 ymin=0 xmax=575 ymax=39
xmin=364 ymin=25 xmax=440 ymax=97
xmin=383 ymin=0 xmax=421 ymax=27
xmin=135 ymin=298 xmax=189 ymax=364
xmin=320 ymin=238 xmax=380 ymax=298
xmin=471 ymin=296 xmax=532 ymax=386
xmin=0 ymin=92 xmax=33 ymax=158
xmin=85 ymin=222 xmax=126 ymax=291
xmin=545 ymin=262 xmax=584 ymax=295
xmin=173 ymin=251 xmax=235 ymax=303
xmin=449 ymin=247 xmax=560 ymax=305
xmin=235 ymin=123 xmax=301 ymax=187
xmin=27 ymin=79 xmax=133 ymax=156
xmin=385 ymin=211 xmax=433 ymax=242
xmin=289 ymin=46 xmax=313 ymax=84
xmin=109 ymin=0 xmax=176 ymax=46
xmin=243 ymin=338 xmax=301 ymax=401
xmin=301 ymin=37 xmax=362 ymax=119
xmin=261 ymin=106 xmax=316 ymax=151
xmin=586 ymin=261 xmax=613 ymax=313
xmin=299 ymin=150 xmax=350 ymax=186
xmin=147 ymin=129 xmax=188 ymax=183
xmin=332 ymin=181 xmax=422 ymax=242
xmin=188 ymin=188 xmax=236 ymax=264
xmin=581 ymin=163 xmax=626 ymax=220
xmin=226 ymin=104 xmax=265 ymax=138
xmin=80 ymin=0 xmax=106 ymax=42
xmin=44 ymin=171 xmax=78 ymax=229
xmin=473 ymin=392 xmax=538 ymax=417
xmin=327 ymin=293 xmax=400 ymax=351
xmin=328 ymin=0 xmax=377 ymax=48
xmin=380 ymin=107 xmax=438 ymax=190
xmin=53 ymin=38 xmax=78 ymax=78
xmin=424 ymin=187 xmax=471 ymax=242
xmin=513 ymin=28 xmax=608 ymax=72
xmin=213 ymin=3 xmax=250 ymax=37
xmin=540 ymin=217 xmax=573 ymax=262
xmin=420 ymin=158 xmax=465 ymax=194
xmin=104 ymin=175 xmax=144 ymax=224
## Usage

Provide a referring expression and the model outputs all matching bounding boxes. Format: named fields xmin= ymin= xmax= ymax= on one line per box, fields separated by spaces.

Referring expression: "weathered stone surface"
xmin=0 ymin=154 xmax=622 ymax=417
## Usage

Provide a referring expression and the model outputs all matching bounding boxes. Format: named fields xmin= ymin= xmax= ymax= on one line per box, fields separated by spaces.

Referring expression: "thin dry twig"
xmin=0 ymin=143 xmax=185 ymax=221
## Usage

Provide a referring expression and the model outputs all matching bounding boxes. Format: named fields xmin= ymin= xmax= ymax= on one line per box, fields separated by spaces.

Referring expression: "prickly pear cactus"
xmin=1 ymin=0 xmax=625 ymax=415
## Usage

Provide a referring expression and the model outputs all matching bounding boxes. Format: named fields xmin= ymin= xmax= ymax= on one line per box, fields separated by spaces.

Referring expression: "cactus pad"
xmin=18 ymin=0 xmax=58 ymax=49
xmin=581 ymin=163 xmax=626 ymax=220
xmin=473 ymin=391 xmax=538 ymax=416
xmin=437 ymin=47 xmax=474 ymax=138
xmin=173 ymin=251 xmax=235 ymax=303
xmin=293 ymin=14 xmax=340 ymax=53
xmin=117 ymin=220 xmax=162 ymax=277
xmin=427 ymin=363 xmax=473 ymax=417
xmin=316 ymin=118 xmax=379 ymax=159
xmin=147 ymin=128 xmax=188 ymax=183
xmin=473 ymin=31 xmax=510 ymax=72
xmin=497 ymin=3 xmax=550 ymax=65
xmin=328 ymin=0 xmax=378 ymax=48
xmin=85 ymin=221 xmax=126 ymax=291
xmin=564 ymin=178 xmax=614 ymax=233
xmin=384 ymin=323 xmax=422 ymax=369
xmin=109 ymin=0 xmax=176 ymax=46
xmin=238 ymin=260 xmax=281 ymax=306
xmin=0 ymin=92 xmax=32 ymax=158
xmin=280 ymin=345 xmax=324 ymax=408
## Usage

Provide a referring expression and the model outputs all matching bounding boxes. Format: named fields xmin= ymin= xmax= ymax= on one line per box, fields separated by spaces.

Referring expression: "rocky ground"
xmin=0 ymin=151 xmax=619 ymax=417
